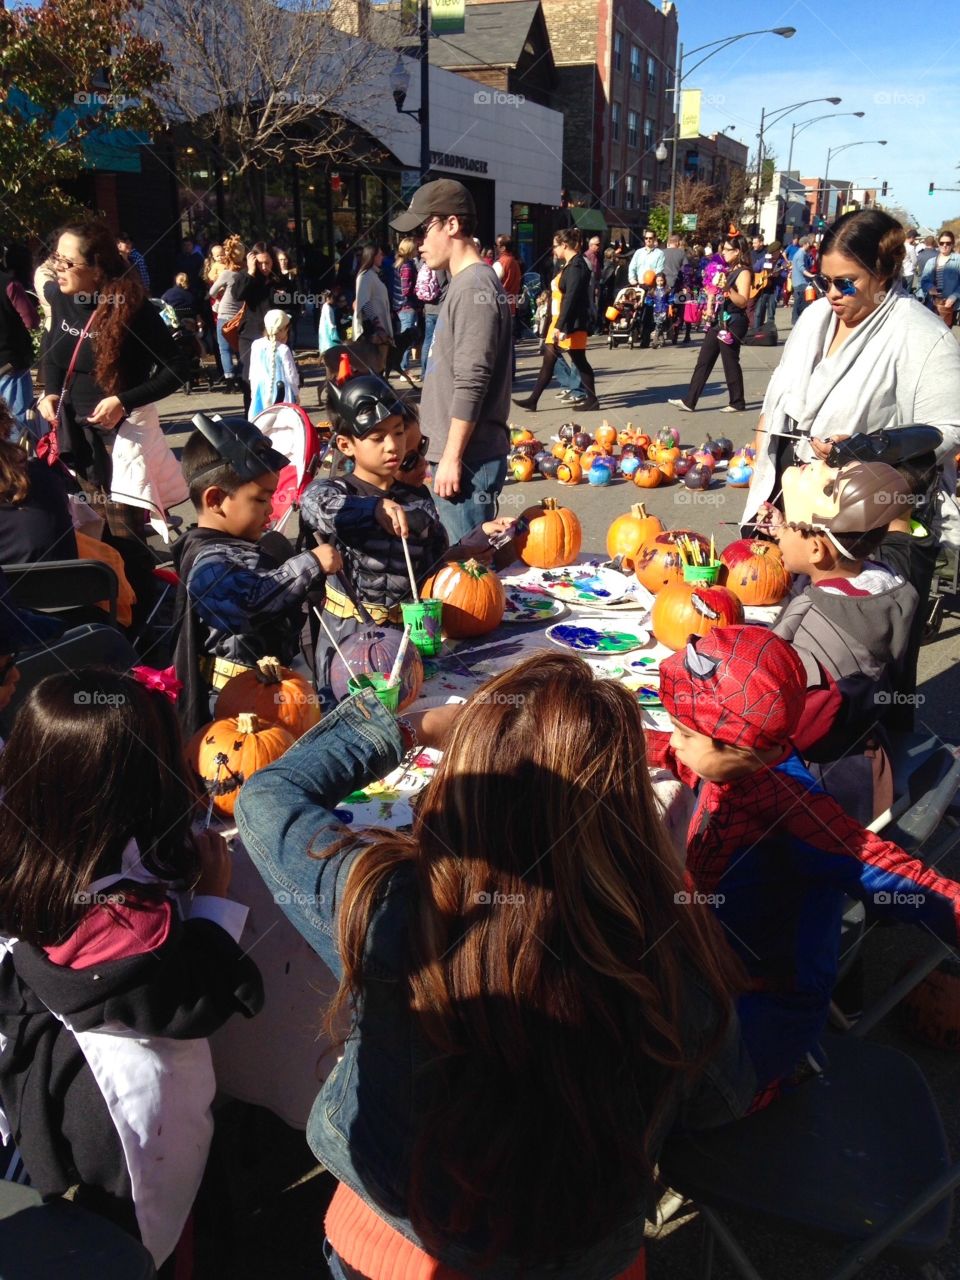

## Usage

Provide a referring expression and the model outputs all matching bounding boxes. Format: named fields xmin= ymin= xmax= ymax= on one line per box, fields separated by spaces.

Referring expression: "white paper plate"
xmin=544 ymin=622 xmax=650 ymax=654
xmin=502 ymin=589 xmax=567 ymax=624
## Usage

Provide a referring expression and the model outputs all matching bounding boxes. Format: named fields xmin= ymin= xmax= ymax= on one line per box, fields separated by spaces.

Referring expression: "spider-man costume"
xmin=650 ymin=627 xmax=960 ymax=1087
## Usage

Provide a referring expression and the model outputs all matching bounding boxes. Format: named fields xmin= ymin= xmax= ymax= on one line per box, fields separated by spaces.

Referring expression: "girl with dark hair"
xmin=514 ymin=227 xmax=599 ymax=411
xmin=36 ymin=218 xmax=188 ymax=547
xmin=669 ymin=234 xmax=753 ymax=414
xmin=0 ymin=669 xmax=263 ymax=1268
xmin=352 ymin=241 xmax=394 ymax=376
xmin=235 ymin=242 xmax=292 ymax=414
xmin=743 ymin=208 xmax=960 ymax=546
xmin=237 ymin=653 xmax=754 ymax=1280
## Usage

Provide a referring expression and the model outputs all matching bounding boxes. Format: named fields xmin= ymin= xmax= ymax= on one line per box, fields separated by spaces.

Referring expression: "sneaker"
xmin=667 ymin=398 xmax=692 ymax=412
xmin=720 ymin=405 xmax=744 ymax=413
xmin=567 ymin=393 xmax=589 ymax=406
xmin=557 ymin=390 xmax=579 ymax=403
xmin=576 ymin=396 xmax=600 ymax=411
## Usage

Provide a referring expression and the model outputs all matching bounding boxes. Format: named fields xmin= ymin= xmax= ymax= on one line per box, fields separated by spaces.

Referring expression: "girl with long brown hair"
xmin=236 ymin=652 xmax=754 ymax=1280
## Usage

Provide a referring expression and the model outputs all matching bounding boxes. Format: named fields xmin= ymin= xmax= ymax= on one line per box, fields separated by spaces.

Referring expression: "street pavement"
xmin=160 ymin=314 xmax=960 ymax=1280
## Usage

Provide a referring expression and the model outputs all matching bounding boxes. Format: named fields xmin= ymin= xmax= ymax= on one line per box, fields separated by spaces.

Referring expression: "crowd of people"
xmin=0 ymin=188 xmax=959 ymax=1279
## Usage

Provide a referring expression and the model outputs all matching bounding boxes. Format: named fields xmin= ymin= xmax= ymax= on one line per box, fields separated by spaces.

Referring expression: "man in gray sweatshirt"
xmin=391 ymin=179 xmax=511 ymax=543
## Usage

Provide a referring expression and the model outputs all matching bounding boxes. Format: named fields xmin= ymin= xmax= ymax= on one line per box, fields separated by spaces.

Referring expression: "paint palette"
xmin=534 ymin=566 xmax=633 ymax=606
xmin=545 ymin=623 xmax=649 ymax=654
xmin=502 ymin=589 xmax=567 ymax=624
xmin=337 ymin=749 xmax=441 ymax=831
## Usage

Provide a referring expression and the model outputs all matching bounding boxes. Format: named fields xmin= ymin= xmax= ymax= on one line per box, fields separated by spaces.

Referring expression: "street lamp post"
xmin=820 ymin=140 xmax=888 ymax=222
xmin=389 ymin=0 xmax=431 ymax=184
xmin=786 ymin=111 xmax=864 ymax=174
xmin=752 ymin=96 xmax=841 ymax=228
xmin=667 ymin=27 xmax=795 ymax=235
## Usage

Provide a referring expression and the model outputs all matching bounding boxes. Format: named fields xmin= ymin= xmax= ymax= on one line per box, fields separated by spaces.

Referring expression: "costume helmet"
xmin=327 ymin=375 xmax=406 ymax=437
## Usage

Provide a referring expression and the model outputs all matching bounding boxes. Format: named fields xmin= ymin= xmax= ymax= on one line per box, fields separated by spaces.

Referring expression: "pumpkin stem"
xmin=236 ymin=712 xmax=260 ymax=734
xmin=542 ymin=497 xmax=558 ymax=511
xmin=255 ymin=657 xmax=283 ymax=684
xmin=631 ymin=502 xmax=648 ymax=518
xmin=462 ymin=558 xmax=486 ymax=576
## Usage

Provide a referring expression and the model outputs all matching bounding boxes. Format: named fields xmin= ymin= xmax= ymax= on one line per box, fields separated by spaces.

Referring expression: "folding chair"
xmin=3 ymin=559 xmax=119 ymax=626
xmin=658 ymin=1033 xmax=960 ymax=1280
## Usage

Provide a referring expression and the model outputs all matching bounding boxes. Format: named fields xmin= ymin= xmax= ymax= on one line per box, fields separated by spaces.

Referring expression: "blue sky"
xmin=673 ymin=0 xmax=960 ymax=229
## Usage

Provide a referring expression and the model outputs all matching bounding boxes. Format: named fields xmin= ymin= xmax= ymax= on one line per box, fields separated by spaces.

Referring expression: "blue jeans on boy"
xmin=432 ymin=454 xmax=509 ymax=545
xmin=216 ymin=316 xmax=240 ymax=380
xmin=421 ymin=312 xmax=439 ymax=376
xmin=555 ymin=351 xmax=583 ymax=393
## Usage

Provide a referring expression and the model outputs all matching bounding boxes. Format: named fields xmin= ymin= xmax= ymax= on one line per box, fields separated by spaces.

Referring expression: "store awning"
xmin=569 ymin=207 xmax=607 ymax=232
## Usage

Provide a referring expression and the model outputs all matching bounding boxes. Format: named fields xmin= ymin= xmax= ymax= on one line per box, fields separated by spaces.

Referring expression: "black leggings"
xmin=682 ymin=313 xmax=748 ymax=410
xmin=526 ymin=343 xmax=595 ymax=407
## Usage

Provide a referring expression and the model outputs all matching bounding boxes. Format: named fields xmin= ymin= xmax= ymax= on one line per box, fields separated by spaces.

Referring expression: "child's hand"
xmin=481 ymin=517 xmax=515 ymax=539
xmin=313 ymin=544 xmax=342 ymax=573
xmin=755 ymin=502 xmax=784 ymax=531
xmin=375 ymin=498 xmax=410 ymax=539
xmin=195 ymin=830 xmax=232 ymax=898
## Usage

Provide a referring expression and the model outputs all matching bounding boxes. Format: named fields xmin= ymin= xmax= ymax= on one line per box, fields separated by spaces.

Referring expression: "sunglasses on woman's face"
xmin=399 ymin=433 xmax=429 ymax=472
xmin=816 ymin=273 xmax=858 ymax=297
xmin=939 ymin=240 xmax=954 ymax=248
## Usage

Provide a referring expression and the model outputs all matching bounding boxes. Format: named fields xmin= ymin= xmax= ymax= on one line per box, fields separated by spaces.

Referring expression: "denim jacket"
xmin=236 ymin=693 xmax=756 ymax=1279
xmin=920 ymin=252 xmax=960 ymax=305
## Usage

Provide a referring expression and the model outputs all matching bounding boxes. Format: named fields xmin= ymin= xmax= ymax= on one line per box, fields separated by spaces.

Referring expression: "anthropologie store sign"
xmin=430 ymin=150 xmax=489 ymax=175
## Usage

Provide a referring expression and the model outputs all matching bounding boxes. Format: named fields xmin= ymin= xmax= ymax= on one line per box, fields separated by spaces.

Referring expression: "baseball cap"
xmin=390 ymin=179 xmax=477 ymax=233
xmin=659 ymin=626 xmax=807 ymax=753
xmin=190 ymin=412 xmax=289 ymax=484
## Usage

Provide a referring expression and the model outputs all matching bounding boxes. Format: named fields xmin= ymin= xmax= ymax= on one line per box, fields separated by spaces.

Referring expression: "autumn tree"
xmin=0 ymin=0 xmax=168 ymax=237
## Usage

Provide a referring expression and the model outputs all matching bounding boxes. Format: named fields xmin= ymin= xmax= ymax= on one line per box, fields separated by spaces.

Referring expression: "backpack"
xmin=415 ymin=261 xmax=442 ymax=303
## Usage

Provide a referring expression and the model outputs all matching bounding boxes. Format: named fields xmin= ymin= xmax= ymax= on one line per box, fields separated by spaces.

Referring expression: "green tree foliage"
xmin=0 ymin=0 xmax=168 ymax=236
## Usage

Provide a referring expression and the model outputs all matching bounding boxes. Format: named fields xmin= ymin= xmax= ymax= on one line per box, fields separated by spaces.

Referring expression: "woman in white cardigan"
xmin=744 ymin=209 xmax=960 ymax=547
xmin=351 ymin=243 xmax=394 ymax=376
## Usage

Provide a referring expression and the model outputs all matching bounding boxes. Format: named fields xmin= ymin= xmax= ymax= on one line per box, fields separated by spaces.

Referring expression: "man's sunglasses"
xmin=816 ymin=273 xmax=858 ymax=297
xmin=399 ymin=434 xmax=430 ymax=472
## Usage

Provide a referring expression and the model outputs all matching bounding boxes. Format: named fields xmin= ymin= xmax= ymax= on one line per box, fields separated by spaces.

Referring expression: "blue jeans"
xmin=397 ymin=307 xmax=419 ymax=370
xmin=216 ymin=316 xmax=240 ymax=379
xmin=421 ymin=311 xmax=438 ymax=376
xmin=754 ymin=292 xmax=777 ymax=329
xmin=555 ymin=352 xmax=583 ymax=393
xmin=432 ymin=454 xmax=509 ymax=544
xmin=0 ymin=369 xmax=33 ymax=436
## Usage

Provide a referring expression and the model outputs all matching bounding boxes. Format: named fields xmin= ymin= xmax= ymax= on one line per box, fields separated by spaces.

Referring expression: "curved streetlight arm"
xmin=764 ymin=96 xmax=841 ymax=129
xmin=787 ymin=112 xmax=865 ymax=173
xmin=827 ymin=138 xmax=887 ymax=162
xmin=681 ymin=27 xmax=794 ymax=80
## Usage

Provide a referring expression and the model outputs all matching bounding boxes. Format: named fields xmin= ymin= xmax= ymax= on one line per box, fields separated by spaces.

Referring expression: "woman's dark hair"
xmin=0 ymin=437 xmax=29 ymax=504
xmin=357 ymin=242 xmax=381 ymax=274
xmin=320 ymin=652 xmax=744 ymax=1264
xmin=0 ymin=670 xmax=201 ymax=945
xmin=55 ymin=218 xmax=147 ymax=395
xmin=249 ymin=242 xmax=275 ymax=272
xmin=820 ymin=209 xmax=905 ymax=286
xmin=554 ymin=227 xmax=582 ymax=251
xmin=721 ymin=235 xmax=752 ymax=268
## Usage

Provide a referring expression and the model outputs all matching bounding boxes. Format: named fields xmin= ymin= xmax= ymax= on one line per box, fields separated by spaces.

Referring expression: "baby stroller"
xmin=606 ymin=287 xmax=643 ymax=349
xmin=515 ymin=271 xmax=542 ymax=340
xmin=252 ymin=402 xmax=330 ymax=536
xmin=152 ymin=299 xmax=214 ymax=394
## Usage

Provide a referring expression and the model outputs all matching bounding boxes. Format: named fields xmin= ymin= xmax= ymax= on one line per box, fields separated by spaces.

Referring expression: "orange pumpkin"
xmin=188 ymin=712 xmax=294 ymax=818
xmin=719 ymin=539 xmax=792 ymax=606
xmin=580 ymin=445 xmax=605 ymax=472
xmin=605 ymin=503 xmax=665 ymax=568
xmin=648 ymin=443 xmax=681 ymax=466
xmin=421 ymin=559 xmax=506 ymax=638
xmin=634 ymin=433 xmax=652 ymax=454
xmin=516 ymin=497 xmax=582 ymax=567
xmin=563 ymin=447 xmax=581 ymax=466
xmin=617 ymin=428 xmax=636 ymax=448
xmin=651 ymin=581 xmax=745 ymax=651
xmin=634 ymin=530 xmax=711 ymax=594
xmin=901 ymin=957 xmax=960 ymax=1050
xmin=510 ymin=426 xmax=535 ymax=446
xmin=657 ymin=459 xmax=676 ymax=483
xmin=595 ymin=423 xmax=617 ymax=450
xmin=551 ymin=442 xmax=568 ymax=460
xmin=557 ymin=458 xmax=583 ymax=485
xmin=215 ymin=657 xmax=320 ymax=740
xmin=632 ymin=461 xmax=663 ymax=489
xmin=510 ymin=454 xmax=535 ymax=483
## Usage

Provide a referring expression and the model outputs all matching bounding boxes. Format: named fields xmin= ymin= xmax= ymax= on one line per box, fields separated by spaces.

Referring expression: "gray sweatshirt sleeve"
xmin=449 ymin=283 xmax=502 ymax=424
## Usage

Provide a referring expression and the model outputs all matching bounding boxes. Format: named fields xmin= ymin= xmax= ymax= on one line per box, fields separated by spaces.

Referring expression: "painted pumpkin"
xmin=634 ymin=530 xmax=711 ymax=593
xmin=188 ymin=712 xmax=294 ymax=818
xmin=690 ymin=449 xmax=717 ymax=469
xmin=510 ymin=426 xmax=535 ymax=446
xmin=586 ymin=463 xmax=609 ymax=486
xmin=563 ymin=447 xmax=582 ymax=466
xmin=651 ymin=581 xmax=744 ymax=651
xmin=657 ymin=426 xmax=681 ymax=448
xmin=648 ymin=443 xmax=681 ymax=466
xmin=517 ymin=497 xmax=583 ymax=568
xmin=632 ymin=461 xmax=663 ymax=490
xmin=634 ymin=433 xmax=652 ymax=453
xmin=551 ymin=442 xmax=568 ymax=460
xmin=673 ymin=453 xmax=695 ymax=478
xmin=215 ymin=656 xmax=319 ymax=740
xmin=619 ymin=455 xmax=641 ymax=478
xmin=713 ymin=434 xmax=734 ymax=460
xmin=558 ymin=422 xmax=579 ymax=441
xmin=557 ymin=458 xmax=583 ymax=485
xmin=595 ymin=423 xmax=618 ymax=449
xmin=510 ymin=454 xmax=535 ymax=482
xmin=656 ymin=459 xmax=676 ymax=483
xmin=901 ymin=957 xmax=960 ymax=1050
xmin=618 ymin=428 xmax=636 ymax=448
xmin=726 ymin=459 xmax=754 ymax=488
xmin=684 ymin=464 xmax=713 ymax=490
xmin=329 ymin=625 xmax=424 ymax=710
xmin=533 ymin=450 xmax=553 ymax=473
xmin=580 ymin=445 xmax=605 ymax=472
xmin=539 ymin=455 xmax=561 ymax=478
xmin=719 ymin=539 xmax=792 ymax=606
xmin=605 ymin=502 xmax=664 ymax=568
xmin=422 ymin=559 xmax=506 ymax=638
xmin=700 ymin=434 xmax=732 ymax=461
xmin=572 ymin=432 xmax=593 ymax=453
xmin=514 ymin=440 xmax=541 ymax=461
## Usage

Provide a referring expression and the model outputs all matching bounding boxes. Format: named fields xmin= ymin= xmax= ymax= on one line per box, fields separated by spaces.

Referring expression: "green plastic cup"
xmin=682 ymin=563 xmax=721 ymax=585
xmin=348 ymin=673 xmax=400 ymax=712
xmin=401 ymin=598 xmax=444 ymax=657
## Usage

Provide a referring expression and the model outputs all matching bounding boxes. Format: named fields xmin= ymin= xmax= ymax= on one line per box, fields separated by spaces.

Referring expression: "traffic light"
xmin=881 ymin=181 xmax=888 ymax=197
xmin=929 ymin=182 xmax=936 ymax=196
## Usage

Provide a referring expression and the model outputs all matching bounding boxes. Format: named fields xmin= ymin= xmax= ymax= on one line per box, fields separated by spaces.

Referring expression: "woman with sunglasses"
xmin=919 ymin=230 xmax=960 ymax=329
xmin=668 ymin=234 xmax=753 ymax=414
xmin=743 ymin=209 xmax=960 ymax=547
